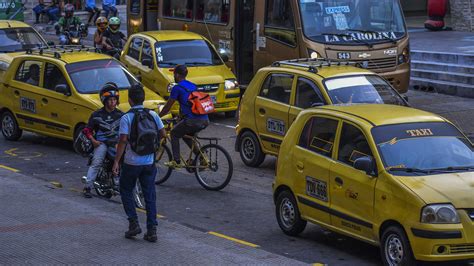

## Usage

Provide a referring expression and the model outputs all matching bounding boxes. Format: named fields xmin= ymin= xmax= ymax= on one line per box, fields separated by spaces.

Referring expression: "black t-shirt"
xmin=87 ymin=107 xmax=124 ymax=141
xmin=103 ymin=29 xmax=126 ymax=49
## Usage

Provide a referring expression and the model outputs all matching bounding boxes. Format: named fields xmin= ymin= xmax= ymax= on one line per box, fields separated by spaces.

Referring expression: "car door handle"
xmin=335 ymin=177 xmax=344 ymax=187
xmin=42 ymin=98 xmax=48 ymax=104
xmin=259 ymin=108 xmax=266 ymax=115
xmin=296 ymin=161 xmax=304 ymax=172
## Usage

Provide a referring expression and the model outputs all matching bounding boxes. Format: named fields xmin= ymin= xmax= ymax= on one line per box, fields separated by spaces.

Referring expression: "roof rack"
xmin=25 ymin=45 xmax=100 ymax=59
xmin=271 ymin=58 xmax=362 ymax=74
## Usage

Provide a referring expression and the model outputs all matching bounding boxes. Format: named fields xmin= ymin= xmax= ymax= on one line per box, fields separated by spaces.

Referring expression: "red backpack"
xmin=181 ymin=86 xmax=215 ymax=115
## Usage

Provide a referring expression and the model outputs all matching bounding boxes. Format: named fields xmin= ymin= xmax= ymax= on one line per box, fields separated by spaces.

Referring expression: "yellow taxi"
xmin=0 ymin=20 xmax=48 ymax=81
xmin=273 ymin=104 xmax=474 ymax=265
xmin=120 ymin=30 xmax=240 ymax=117
xmin=0 ymin=47 xmax=165 ymax=147
xmin=235 ymin=58 xmax=408 ymax=167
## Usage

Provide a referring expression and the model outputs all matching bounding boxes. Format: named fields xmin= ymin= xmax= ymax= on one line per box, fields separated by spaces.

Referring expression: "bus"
xmin=127 ymin=0 xmax=409 ymax=93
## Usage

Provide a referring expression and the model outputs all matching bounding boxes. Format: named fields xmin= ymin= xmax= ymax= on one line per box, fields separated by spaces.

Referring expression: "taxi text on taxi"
xmin=273 ymin=104 xmax=474 ymax=264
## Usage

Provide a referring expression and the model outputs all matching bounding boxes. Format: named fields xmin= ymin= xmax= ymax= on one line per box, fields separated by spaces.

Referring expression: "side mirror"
xmin=136 ymin=75 xmax=142 ymax=82
xmin=354 ymin=156 xmax=376 ymax=176
xmin=142 ymin=58 xmax=153 ymax=69
xmin=219 ymin=52 xmax=229 ymax=63
xmin=402 ymin=94 xmax=409 ymax=102
xmin=54 ymin=84 xmax=70 ymax=96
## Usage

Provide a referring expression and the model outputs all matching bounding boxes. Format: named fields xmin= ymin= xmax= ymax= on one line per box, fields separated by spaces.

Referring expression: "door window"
xmin=259 ymin=73 xmax=293 ymax=104
xmin=43 ymin=63 xmax=69 ymax=92
xmin=141 ymin=40 xmax=153 ymax=68
xmin=295 ymin=77 xmax=325 ymax=108
xmin=15 ymin=60 xmax=42 ymax=87
xmin=264 ymin=0 xmax=296 ymax=46
xmin=196 ymin=0 xmax=230 ymax=24
xmin=163 ymin=0 xmax=194 ymax=20
xmin=298 ymin=116 xmax=338 ymax=157
xmin=128 ymin=37 xmax=143 ymax=60
xmin=338 ymin=123 xmax=373 ymax=166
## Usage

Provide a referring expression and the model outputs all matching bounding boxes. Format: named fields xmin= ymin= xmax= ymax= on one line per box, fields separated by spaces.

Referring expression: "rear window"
xmin=0 ymin=27 xmax=46 ymax=52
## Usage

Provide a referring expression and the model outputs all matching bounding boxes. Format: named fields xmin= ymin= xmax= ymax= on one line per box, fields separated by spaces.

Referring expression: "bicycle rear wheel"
xmin=134 ymin=181 xmax=145 ymax=209
xmin=195 ymin=144 xmax=233 ymax=191
xmin=154 ymin=144 xmax=173 ymax=185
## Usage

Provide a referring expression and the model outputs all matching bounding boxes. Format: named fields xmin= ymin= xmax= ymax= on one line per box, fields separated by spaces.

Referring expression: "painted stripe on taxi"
xmin=16 ymin=113 xmax=70 ymax=130
xmin=411 ymin=228 xmax=462 ymax=239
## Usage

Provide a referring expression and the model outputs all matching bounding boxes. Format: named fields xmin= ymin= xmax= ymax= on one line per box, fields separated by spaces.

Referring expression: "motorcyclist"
xmin=94 ymin=16 xmax=108 ymax=49
xmin=81 ymin=83 xmax=124 ymax=198
xmin=55 ymin=4 xmax=85 ymax=45
xmin=101 ymin=16 xmax=127 ymax=55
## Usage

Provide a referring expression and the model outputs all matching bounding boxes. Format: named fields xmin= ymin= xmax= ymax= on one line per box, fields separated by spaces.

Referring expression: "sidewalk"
xmin=410 ymin=29 xmax=474 ymax=55
xmin=0 ymin=168 xmax=303 ymax=264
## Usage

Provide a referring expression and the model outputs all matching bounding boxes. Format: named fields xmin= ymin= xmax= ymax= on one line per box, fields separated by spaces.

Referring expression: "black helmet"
xmin=73 ymin=131 xmax=93 ymax=157
xmin=99 ymin=82 xmax=120 ymax=105
xmin=64 ymin=4 xmax=75 ymax=18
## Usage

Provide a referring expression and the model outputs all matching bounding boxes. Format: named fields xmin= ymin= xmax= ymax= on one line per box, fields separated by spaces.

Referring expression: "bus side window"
xmin=195 ymin=0 xmax=230 ymax=24
xmin=163 ymin=0 xmax=194 ymax=20
xmin=264 ymin=0 xmax=296 ymax=47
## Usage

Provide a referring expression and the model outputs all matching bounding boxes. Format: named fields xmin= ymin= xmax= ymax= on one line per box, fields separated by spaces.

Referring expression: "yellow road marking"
xmin=312 ymin=263 xmax=326 ymax=266
xmin=50 ymin=182 xmax=63 ymax=188
xmin=135 ymin=208 xmax=165 ymax=219
xmin=0 ymin=164 xmax=19 ymax=172
xmin=208 ymin=231 xmax=260 ymax=248
xmin=4 ymin=148 xmax=18 ymax=157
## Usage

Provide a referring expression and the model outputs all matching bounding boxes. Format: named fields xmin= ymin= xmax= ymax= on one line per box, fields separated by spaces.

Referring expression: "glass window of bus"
xmin=298 ymin=0 xmax=406 ymax=45
xmin=195 ymin=0 xmax=230 ymax=24
xmin=264 ymin=0 xmax=296 ymax=46
xmin=163 ymin=0 xmax=194 ymax=20
xmin=155 ymin=40 xmax=223 ymax=67
xmin=129 ymin=0 xmax=141 ymax=14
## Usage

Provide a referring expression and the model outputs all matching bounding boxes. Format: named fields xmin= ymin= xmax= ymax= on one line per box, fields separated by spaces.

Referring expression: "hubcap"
xmin=242 ymin=137 xmax=256 ymax=161
xmin=385 ymin=233 xmax=404 ymax=265
xmin=279 ymin=198 xmax=296 ymax=229
xmin=2 ymin=115 xmax=15 ymax=137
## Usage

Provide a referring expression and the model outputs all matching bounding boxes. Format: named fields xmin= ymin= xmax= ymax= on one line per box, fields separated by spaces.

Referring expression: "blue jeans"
xmin=47 ymin=7 xmax=60 ymax=22
xmin=85 ymin=143 xmax=108 ymax=189
xmin=103 ymin=5 xmax=117 ymax=18
xmin=120 ymin=163 xmax=157 ymax=229
xmin=59 ymin=34 xmax=67 ymax=45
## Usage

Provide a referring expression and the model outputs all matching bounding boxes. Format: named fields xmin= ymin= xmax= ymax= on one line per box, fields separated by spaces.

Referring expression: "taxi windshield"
xmin=372 ymin=122 xmax=474 ymax=174
xmin=155 ymin=39 xmax=223 ymax=67
xmin=0 ymin=27 xmax=47 ymax=52
xmin=324 ymin=75 xmax=406 ymax=105
xmin=66 ymin=59 xmax=140 ymax=94
xmin=298 ymin=0 xmax=406 ymax=45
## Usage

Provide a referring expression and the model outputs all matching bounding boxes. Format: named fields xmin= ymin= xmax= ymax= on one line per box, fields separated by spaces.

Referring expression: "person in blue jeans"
xmin=85 ymin=0 xmax=101 ymax=25
xmin=113 ymin=84 xmax=166 ymax=242
xmin=33 ymin=0 xmax=60 ymax=24
xmin=102 ymin=0 xmax=117 ymax=18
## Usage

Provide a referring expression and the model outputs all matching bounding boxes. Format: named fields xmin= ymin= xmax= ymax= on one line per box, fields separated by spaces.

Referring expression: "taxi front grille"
xmin=450 ymin=244 xmax=474 ymax=254
xmin=197 ymin=84 xmax=219 ymax=93
xmin=354 ymin=57 xmax=397 ymax=71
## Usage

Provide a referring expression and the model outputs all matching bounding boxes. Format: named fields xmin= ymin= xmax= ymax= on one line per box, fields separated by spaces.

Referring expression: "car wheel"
xmin=275 ymin=190 xmax=306 ymax=236
xmin=1 ymin=111 xmax=22 ymax=141
xmin=381 ymin=226 xmax=416 ymax=266
xmin=239 ymin=131 xmax=265 ymax=167
xmin=225 ymin=111 xmax=236 ymax=118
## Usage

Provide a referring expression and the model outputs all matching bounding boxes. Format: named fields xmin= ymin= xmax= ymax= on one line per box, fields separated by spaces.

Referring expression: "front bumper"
xmin=408 ymin=211 xmax=474 ymax=261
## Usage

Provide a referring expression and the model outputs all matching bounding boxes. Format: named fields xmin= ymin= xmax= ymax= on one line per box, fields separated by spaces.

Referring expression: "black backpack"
xmin=128 ymin=108 xmax=160 ymax=156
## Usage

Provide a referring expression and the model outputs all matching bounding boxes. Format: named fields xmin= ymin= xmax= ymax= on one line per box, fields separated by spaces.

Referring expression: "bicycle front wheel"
xmin=155 ymin=144 xmax=173 ymax=185
xmin=195 ymin=144 xmax=233 ymax=191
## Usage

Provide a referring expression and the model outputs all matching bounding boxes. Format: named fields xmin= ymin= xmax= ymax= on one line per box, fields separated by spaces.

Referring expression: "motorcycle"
xmin=104 ymin=39 xmax=123 ymax=60
xmin=57 ymin=23 xmax=88 ymax=45
xmin=81 ymin=141 xmax=145 ymax=209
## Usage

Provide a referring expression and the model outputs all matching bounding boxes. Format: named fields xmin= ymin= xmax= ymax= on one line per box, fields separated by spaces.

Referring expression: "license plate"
xmin=266 ymin=118 xmax=285 ymax=135
xmin=306 ymin=177 xmax=328 ymax=202
xmin=211 ymin=95 xmax=217 ymax=104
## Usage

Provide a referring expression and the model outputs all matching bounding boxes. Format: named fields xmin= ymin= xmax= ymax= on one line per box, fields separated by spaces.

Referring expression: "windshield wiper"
xmin=386 ymin=167 xmax=431 ymax=174
xmin=157 ymin=61 xmax=177 ymax=66
xmin=428 ymin=166 xmax=474 ymax=172
xmin=346 ymin=29 xmax=397 ymax=44
xmin=184 ymin=62 xmax=212 ymax=66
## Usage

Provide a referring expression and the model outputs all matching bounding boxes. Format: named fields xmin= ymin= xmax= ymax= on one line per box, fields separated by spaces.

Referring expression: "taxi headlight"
xmin=225 ymin=79 xmax=238 ymax=91
xmin=167 ymin=82 xmax=177 ymax=93
xmin=421 ymin=204 xmax=460 ymax=224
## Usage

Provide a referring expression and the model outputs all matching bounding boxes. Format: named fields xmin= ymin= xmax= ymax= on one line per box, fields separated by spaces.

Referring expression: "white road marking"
xmin=212 ymin=122 xmax=236 ymax=129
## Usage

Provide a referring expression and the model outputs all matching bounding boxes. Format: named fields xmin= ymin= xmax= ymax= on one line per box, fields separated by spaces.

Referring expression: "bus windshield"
xmin=155 ymin=39 xmax=223 ymax=67
xmin=0 ymin=27 xmax=47 ymax=52
xmin=298 ymin=0 xmax=406 ymax=45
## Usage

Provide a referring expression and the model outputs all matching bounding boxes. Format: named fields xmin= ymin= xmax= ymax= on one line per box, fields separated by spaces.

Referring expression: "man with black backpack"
xmin=113 ymin=84 xmax=166 ymax=242
xmin=159 ymin=65 xmax=211 ymax=168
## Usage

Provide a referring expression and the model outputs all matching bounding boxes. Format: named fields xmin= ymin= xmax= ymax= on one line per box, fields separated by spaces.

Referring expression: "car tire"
xmin=1 ymin=111 xmax=22 ymax=141
xmin=275 ymin=190 xmax=306 ymax=236
xmin=225 ymin=111 xmax=236 ymax=118
xmin=380 ymin=225 xmax=416 ymax=266
xmin=239 ymin=131 xmax=265 ymax=167
xmin=73 ymin=124 xmax=86 ymax=154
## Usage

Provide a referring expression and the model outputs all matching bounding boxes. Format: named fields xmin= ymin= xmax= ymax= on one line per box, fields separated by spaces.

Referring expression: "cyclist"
xmin=102 ymin=17 xmax=127 ymax=54
xmin=55 ymin=4 xmax=83 ymax=45
xmin=159 ymin=65 xmax=209 ymax=168
xmin=94 ymin=16 xmax=108 ymax=49
xmin=81 ymin=83 xmax=123 ymax=198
